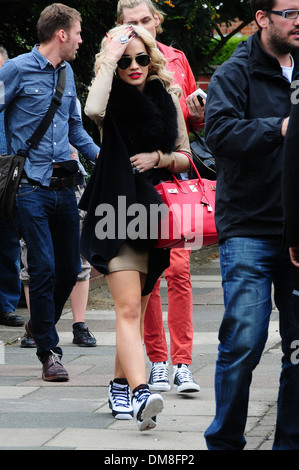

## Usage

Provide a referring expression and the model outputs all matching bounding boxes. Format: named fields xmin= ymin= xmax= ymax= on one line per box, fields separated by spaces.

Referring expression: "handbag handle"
xmin=174 ymin=152 xmax=203 ymax=184
xmin=173 ymin=153 xmax=214 ymax=207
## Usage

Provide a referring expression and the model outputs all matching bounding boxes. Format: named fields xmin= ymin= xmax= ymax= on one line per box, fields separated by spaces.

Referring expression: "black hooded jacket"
xmin=205 ymin=31 xmax=299 ymax=243
xmin=282 ymin=97 xmax=299 ymax=247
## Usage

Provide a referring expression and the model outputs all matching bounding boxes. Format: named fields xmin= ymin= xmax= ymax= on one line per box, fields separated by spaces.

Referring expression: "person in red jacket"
xmin=117 ymin=0 xmax=203 ymax=394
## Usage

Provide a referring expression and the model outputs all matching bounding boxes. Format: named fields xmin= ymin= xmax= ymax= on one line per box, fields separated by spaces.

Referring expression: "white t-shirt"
xmin=281 ymin=55 xmax=294 ymax=83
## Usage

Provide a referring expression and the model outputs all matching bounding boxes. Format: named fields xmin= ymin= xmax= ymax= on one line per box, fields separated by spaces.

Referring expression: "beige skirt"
xmin=107 ymin=242 xmax=149 ymax=274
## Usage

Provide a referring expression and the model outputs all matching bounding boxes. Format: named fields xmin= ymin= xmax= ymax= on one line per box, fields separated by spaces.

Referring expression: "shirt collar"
xmin=32 ymin=44 xmax=66 ymax=70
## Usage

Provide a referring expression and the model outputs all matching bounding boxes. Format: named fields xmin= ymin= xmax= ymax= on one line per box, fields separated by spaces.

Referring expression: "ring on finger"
xmin=119 ymin=34 xmax=129 ymax=44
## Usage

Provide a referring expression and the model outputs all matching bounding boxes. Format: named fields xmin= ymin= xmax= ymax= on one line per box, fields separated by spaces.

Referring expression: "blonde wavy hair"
xmin=95 ymin=24 xmax=181 ymax=96
xmin=116 ymin=0 xmax=165 ymax=35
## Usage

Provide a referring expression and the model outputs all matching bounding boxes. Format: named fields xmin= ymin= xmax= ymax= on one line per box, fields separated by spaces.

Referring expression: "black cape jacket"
xmin=205 ymin=31 xmax=299 ymax=243
xmin=79 ymin=78 xmax=179 ymax=295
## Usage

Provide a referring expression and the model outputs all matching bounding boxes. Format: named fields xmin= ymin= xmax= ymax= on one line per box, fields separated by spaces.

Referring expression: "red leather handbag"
xmin=154 ymin=156 xmax=218 ymax=249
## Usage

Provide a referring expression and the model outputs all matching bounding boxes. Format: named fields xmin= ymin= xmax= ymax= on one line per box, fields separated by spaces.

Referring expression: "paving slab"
xmin=0 ymin=246 xmax=284 ymax=452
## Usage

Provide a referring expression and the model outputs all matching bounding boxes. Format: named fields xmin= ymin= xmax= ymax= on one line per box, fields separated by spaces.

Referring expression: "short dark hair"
xmin=37 ymin=3 xmax=82 ymax=44
xmin=250 ymin=0 xmax=276 ymax=17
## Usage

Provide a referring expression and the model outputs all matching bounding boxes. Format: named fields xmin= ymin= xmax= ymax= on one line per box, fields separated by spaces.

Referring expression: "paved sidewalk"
xmin=0 ymin=247 xmax=281 ymax=451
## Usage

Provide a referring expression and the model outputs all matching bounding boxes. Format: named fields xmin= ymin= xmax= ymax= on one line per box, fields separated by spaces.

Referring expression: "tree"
xmin=0 ymin=0 xmax=255 ymax=174
xmin=0 ymin=0 xmax=118 ymax=140
xmin=154 ymin=0 xmax=253 ymax=74
xmin=0 ymin=0 xmax=255 ymax=91
xmin=0 ymin=0 xmax=116 ymax=91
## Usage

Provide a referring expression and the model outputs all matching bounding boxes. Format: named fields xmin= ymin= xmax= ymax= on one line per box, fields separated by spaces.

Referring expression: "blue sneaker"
xmin=173 ymin=364 xmax=200 ymax=393
xmin=148 ymin=361 xmax=171 ymax=392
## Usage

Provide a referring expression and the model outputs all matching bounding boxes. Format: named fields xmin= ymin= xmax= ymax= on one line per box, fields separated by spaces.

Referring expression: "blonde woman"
xmin=116 ymin=0 xmax=202 ymax=395
xmin=80 ymin=25 xmax=191 ymax=431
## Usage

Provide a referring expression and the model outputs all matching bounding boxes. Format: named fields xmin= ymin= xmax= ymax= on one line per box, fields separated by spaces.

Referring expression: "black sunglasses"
xmin=117 ymin=54 xmax=151 ymax=70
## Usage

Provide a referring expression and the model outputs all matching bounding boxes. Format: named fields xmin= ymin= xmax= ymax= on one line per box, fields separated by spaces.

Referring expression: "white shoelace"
xmin=151 ymin=362 xmax=169 ymax=382
xmin=174 ymin=364 xmax=193 ymax=383
xmin=49 ymin=350 xmax=61 ymax=365
xmin=110 ymin=382 xmax=130 ymax=408
xmin=133 ymin=387 xmax=151 ymax=404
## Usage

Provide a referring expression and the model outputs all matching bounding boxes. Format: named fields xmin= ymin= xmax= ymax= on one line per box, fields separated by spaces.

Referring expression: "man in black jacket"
xmin=204 ymin=0 xmax=299 ymax=450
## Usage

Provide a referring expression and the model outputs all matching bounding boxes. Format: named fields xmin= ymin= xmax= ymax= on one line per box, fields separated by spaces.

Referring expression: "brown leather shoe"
xmin=42 ymin=352 xmax=69 ymax=382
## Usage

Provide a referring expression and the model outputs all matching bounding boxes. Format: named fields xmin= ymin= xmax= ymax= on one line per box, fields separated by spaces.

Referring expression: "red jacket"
xmin=157 ymin=41 xmax=201 ymax=131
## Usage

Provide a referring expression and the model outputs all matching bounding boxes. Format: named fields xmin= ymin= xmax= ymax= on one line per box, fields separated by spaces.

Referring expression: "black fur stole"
xmin=107 ymin=77 xmax=178 ymax=157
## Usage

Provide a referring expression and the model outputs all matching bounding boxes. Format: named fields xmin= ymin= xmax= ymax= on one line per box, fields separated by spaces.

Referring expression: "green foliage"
xmin=153 ymin=0 xmax=253 ymax=74
xmin=0 ymin=0 xmax=253 ymax=175
xmin=0 ymin=0 xmax=254 ymax=90
xmin=209 ymin=35 xmax=247 ymax=65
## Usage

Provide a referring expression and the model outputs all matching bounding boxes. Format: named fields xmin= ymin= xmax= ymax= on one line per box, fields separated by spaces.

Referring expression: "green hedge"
xmin=209 ymin=36 xmax=247 ymax=66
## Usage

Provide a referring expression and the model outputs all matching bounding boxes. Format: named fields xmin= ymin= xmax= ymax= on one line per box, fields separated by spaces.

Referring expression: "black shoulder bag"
xmin=0 ymin=67 xmax=66 ymax=219
xmin=189 ymin=125 xmax=216 ymax=181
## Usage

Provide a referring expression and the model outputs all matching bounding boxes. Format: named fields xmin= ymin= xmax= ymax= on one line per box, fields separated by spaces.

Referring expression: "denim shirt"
xmin=0 ymin=45 xmax=99 ymax=185
xmin=0 ymin=110 xmax=6 ymax=154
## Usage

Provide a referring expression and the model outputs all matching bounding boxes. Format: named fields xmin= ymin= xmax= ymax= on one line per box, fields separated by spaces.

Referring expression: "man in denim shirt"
xmin=0 ymin=46 xmax=24 ymax=328
xmin=0 ymin=46 xmax=7 ymax=154
xmin=0 ymin=4 xmax=99 ymax=381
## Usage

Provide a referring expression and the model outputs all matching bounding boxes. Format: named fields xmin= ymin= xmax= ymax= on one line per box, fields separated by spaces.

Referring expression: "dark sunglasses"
xmin=117 ymin=54 xmax=151 ymax=70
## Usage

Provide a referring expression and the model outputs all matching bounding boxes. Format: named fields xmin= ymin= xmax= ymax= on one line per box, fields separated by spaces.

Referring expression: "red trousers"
xmin=144 ymin=248 xmax=193 ymax=365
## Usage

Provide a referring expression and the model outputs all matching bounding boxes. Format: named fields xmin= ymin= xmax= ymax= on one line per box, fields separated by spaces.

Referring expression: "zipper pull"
xmin=12 ymin=167 xmax=18 ymax=180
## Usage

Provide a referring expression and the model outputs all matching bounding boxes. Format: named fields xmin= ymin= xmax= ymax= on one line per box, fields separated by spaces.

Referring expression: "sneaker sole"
xmin=138 ymin=394 xmax=164 ymax=432
xmin=0 ymin=320 xmax=25 ymax=326
xmin=174 ymin=383 xmax=200 ymax=393
xmin=148 ymin=382 xmax=171 ymax=392
xmin=20 ymin=341 xmax=36 ymax=349
xmin=72 ymin=340 xmax=97 ymax=347
xmin=108 ymin=401 xmax=133 ymax=420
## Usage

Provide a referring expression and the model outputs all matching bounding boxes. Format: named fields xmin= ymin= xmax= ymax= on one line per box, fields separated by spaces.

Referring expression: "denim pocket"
xmin=16 ymin=184 xmax=38 ymax=198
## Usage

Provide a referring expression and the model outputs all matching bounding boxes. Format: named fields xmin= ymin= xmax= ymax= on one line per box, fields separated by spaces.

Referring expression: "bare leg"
xmin=70 ymin=280 xmax=89 ymax=323
xmin=113 ymin=291 xmax=150 ymax=380
xmin=106 ymin=270 xmax=148 ymax=391
xmin=140 ymin=293 xmax=150 ymax=339
xmin=24 ymin=285 xmax=30 ymax=311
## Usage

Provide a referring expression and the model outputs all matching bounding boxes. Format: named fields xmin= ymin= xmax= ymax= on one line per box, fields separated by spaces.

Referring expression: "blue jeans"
xmin=205 ymin=237 xmax=299 ymax=450
xmin=0 ymin=215 xmax=21 ymax=313
xmin=15 ymin=184 xmax=81 ymax=363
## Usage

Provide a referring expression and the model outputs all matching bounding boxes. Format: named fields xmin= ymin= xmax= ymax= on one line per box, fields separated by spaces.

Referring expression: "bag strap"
xmin=189 ymin=122 xmax=207 ymax=147
xmin=176 ymin=152 xmax=202 ymax=182
xmin=25 ymin=66 xmax=66 ymax=151
xmin=172 ymin=154 xmax=214 ymax=207
xmin=169 ymin=153 xmax=202 ymax=193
